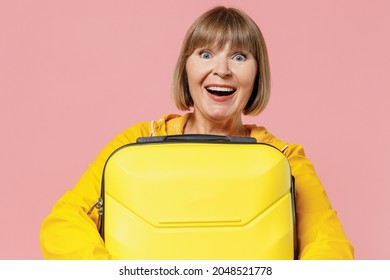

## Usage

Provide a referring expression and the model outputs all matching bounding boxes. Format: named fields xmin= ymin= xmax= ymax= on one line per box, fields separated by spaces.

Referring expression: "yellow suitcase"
xmin=99 ymin=135 xmax=297 ymax=259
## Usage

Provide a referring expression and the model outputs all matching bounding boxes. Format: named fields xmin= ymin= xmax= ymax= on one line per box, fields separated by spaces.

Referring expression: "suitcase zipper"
xmin=87 ymin=197 xmax=103 ymax=230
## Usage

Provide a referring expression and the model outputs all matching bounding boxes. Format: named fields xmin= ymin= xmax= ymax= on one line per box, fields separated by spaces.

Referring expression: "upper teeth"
xmin=206 ymin=86 xmax=235 ymax=92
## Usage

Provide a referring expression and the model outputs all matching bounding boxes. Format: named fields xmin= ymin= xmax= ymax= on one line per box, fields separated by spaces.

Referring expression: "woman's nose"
xmin=212 ymin=57 xmax=232 ymax=78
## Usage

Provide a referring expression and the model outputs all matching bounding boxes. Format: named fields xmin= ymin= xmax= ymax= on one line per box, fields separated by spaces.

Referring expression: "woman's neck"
xmin=183 ymin=113 xmax=248 ymax=137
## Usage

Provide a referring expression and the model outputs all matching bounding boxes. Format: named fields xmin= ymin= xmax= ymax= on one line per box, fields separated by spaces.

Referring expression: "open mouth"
xmin=206 ymin=86 xmax=236 ymax=96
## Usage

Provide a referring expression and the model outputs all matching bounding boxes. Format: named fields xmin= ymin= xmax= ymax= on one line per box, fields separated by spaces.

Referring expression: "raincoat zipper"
xmin=87 ymin=197 xmax=103 ymax=230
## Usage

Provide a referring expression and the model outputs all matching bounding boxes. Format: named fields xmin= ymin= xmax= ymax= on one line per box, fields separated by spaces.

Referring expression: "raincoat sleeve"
xmin=39 ymin=122 xmax=150 ymax=259
xmin=284 ymin=144 xmax=354 ymax=259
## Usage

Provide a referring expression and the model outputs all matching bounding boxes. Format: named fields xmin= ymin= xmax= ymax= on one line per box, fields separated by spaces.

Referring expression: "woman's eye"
xmin=233 ymin=53 xmax=247 ymax=62
xmin=200 ymin=51 xmax=212 ymax=59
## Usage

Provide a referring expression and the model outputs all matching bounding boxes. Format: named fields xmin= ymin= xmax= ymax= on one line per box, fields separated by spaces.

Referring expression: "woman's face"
xmin=185 ymin=44 xmax=257 ymax=123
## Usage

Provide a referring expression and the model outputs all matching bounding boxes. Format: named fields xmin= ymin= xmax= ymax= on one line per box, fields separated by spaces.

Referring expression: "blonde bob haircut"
xmin=171 ymin=6 xmax=271 ymax=116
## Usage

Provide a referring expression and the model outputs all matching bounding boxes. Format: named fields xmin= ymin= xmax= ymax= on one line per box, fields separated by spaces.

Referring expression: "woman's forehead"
xmin=191 ymin=42 xmax=253 ymax=56
xmin=196 ymin=43 xmax=241 ymax=51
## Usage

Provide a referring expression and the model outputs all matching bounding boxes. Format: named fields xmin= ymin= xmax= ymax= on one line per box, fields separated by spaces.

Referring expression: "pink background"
xmin=1 ymin=0 xmax=389 ymax=259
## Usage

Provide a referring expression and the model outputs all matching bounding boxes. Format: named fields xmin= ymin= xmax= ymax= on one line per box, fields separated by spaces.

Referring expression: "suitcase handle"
xmin=137 ymin=134 xmax=257 ymax=144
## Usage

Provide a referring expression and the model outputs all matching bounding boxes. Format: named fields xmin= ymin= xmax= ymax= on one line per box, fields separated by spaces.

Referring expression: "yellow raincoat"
xmin=39 ymin=113 xmax=354 ymax=259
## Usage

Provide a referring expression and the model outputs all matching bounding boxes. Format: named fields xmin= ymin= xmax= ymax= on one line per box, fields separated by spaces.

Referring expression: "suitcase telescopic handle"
xmin=137 ymin=134 xmax=257 ymax=144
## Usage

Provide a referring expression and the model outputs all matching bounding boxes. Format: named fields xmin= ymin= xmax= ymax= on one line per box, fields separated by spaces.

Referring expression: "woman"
xmin=40 ymin=6 xmax=354 ymax=259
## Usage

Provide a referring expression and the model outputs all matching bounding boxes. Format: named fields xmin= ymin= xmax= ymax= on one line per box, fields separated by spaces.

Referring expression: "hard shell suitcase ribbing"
xmin=99 ymin=134 xmax=297 ymax=259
